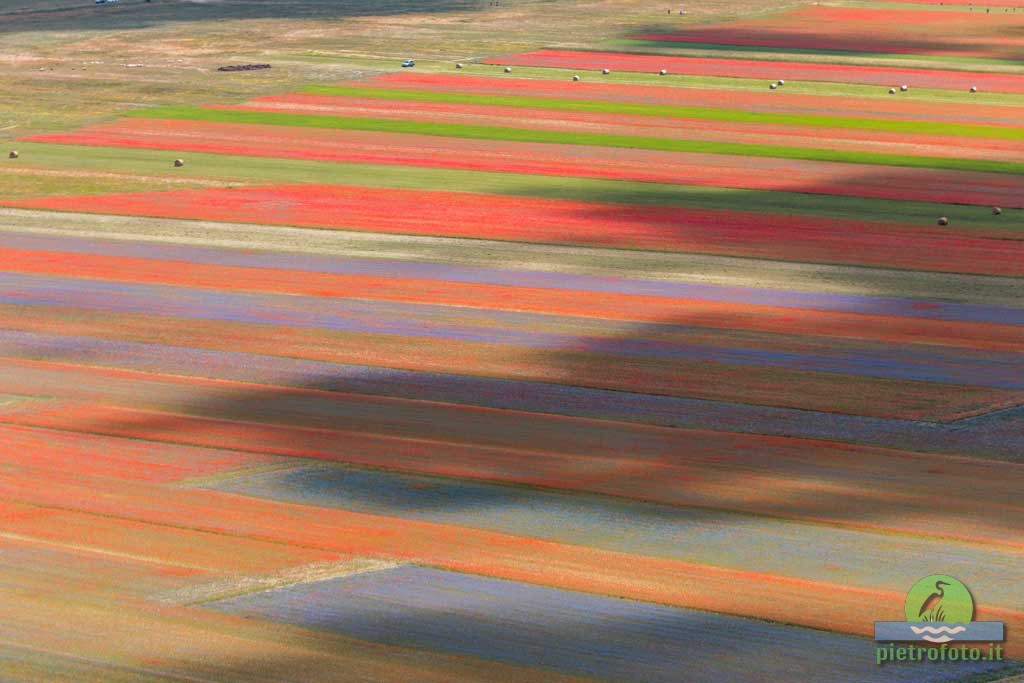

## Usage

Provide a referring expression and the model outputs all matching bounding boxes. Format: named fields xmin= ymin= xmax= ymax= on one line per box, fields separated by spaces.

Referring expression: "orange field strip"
xmin=0 ymin=500 xmax=342 ymax=575
xmin=0 ymin=422 xmax=278 ymax=483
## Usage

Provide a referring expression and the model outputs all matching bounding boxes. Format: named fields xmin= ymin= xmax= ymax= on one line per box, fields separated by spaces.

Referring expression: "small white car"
xmin=401 ymin=59 xmax=416 ymax=68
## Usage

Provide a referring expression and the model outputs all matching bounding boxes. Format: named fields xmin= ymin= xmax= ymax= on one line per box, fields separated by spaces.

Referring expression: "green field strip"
xmin=125 ymin=106 xmax=1024 ymax=176
xmin=304 ymin=84 xmax=1024 ymax=141
xmin=605 ymin=38 xmax=1024 ymax=72
xmin=0 ymin=166 xmax=237 ymax=199
xmin=7 ymin=143 xmax=1018 ymax=232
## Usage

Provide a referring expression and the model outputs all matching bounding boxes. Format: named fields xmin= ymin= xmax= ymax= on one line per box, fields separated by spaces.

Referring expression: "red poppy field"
xmin=1 ymin=0 xmax=1022 ymax=680
xmin=9 ymin=183 xmax=1024 ymax=274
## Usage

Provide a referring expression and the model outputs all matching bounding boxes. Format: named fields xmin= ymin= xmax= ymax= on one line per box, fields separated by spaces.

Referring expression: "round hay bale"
xmin=777 ymin=79 xmax=785 ymax=86
xmin=900 ymin=84 xmax=908 ymax=92
xmin=504 ymin=66 xmax=512 ymax=73
xmin=8 ymin=150 xmax=17 ymax=159
xmin=455 ymin=62 xmax=463 ymax=69
xmin=173 ymin=158 xmax=184 ymax=168
xmin=572 ymin=74 xmax=580 ymax=81
xmin=992 ymin=206 xmax=1002 ymax=216
xmin=937 ymin=216 xmax=949 ymax=226
xmin=970 ymin=86 xmax=978 ymax=93
xmin=602 ymin=68 xmax=610 ymax=75
xmin=659 ymin=69 xmax=667 ymax=76
xmin=769 ymin=83 xmax=777 ymax=90
xmin=888 ymin=88 xmax=896 ymax=94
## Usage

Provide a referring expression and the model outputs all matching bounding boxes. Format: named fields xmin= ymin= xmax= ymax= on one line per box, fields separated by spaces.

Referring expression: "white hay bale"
xmin=659 ymin=69 xmax=667 ymax=75
xmin=8 ymin=151 xmax=17 ymax=159
xmin=602 ymin=68 xmax=610 ymax=75
xmin=770 ymin=83 xmax=777 ymax=90
xmin=173 ymin=158 xmax=184 ymax=167
xmin=888 ymin=88 xmax=896 ymax=94
xmin=992 ymin=206 xmax=1002 ymax=216
xmin=777 ymin=79 xmax=785 ymax=86
xmin=572 ymin=74 xmax=580 ymax=81
xmin=900 ymin=84 xmax=908 ymax=92
xmin=504 ymin=66 xmax=512 ymax=73
xmin=937 ymin=216 xmax=949 ymax=226
xmin=455 ymin=62 xmax=463 ymax=69
xmin=970 ymin=86 xmax=978 ymax=93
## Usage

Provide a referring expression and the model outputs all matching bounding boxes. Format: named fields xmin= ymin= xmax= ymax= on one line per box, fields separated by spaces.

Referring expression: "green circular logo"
xmin=905 ymin=575 xmax=974 ymax=624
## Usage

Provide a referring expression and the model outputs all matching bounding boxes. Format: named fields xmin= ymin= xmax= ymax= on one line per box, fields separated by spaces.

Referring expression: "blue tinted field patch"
xmin=205 ymin=565 xmax=1012 ymax=682
xmin=202 ymin=464 xmax=1024 ymax=608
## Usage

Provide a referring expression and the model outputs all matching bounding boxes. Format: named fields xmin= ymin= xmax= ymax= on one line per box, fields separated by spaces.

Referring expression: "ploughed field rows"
xmin=2 ymin=6 xmax=1023 ymax=680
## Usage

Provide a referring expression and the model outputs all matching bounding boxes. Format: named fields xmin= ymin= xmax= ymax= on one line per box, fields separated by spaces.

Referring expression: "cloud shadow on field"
xmin=9 ymin=235 xmax=1023 ymax=534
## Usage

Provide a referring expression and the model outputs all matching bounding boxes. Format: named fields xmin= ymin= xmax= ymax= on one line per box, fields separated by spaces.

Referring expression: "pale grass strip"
xmin=153 ymin=557 xmax=401 ymax=606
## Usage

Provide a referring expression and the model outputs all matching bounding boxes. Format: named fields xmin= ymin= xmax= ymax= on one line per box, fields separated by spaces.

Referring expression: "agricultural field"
xmin=629 ymin=4 xmax=1024 ymax=62
xmin=0 ymin=0 xmax=1022 ymax=681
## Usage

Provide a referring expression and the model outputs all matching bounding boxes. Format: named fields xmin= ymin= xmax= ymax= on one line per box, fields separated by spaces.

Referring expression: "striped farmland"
xmin=1 ymin=1 xmax=1022 ymax=679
